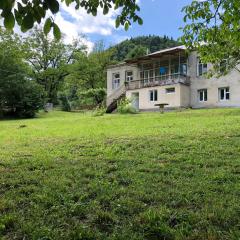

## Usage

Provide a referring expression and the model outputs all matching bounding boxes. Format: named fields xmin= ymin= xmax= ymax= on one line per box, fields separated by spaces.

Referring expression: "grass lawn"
xmin=0 ymin=109 xmax=240 ymax=240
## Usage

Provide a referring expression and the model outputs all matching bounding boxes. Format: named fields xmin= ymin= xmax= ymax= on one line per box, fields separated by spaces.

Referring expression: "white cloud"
xmin=52 ymin=2 xmax=121 ymax=50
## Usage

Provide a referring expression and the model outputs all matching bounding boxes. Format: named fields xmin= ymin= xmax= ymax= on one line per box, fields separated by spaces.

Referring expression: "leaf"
xmin=22 ymin=13 xmax=34 ymax=30
xmin=44 ymin=18 xmax=52 ymax=35
xmin=53 ymin=23 xmax=61 ymax=40
xmin=4 ymin=12 xmax=15 ymax=29
xmin=137 ymin=18 xmax=143 ymax=25
xmin=124 ymin=21 xmax=129 ymax=31
xmin=47 ymin=0 xmax=60 ymax=14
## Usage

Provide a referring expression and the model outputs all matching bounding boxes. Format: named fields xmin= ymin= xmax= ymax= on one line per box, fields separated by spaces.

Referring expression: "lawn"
xmin=0 ymin=109 xmax=240 ymax=240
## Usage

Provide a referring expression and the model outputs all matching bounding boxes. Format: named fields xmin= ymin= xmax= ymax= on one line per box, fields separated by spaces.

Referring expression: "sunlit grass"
xmin=0 ymin=109 xmax=240 ymax=239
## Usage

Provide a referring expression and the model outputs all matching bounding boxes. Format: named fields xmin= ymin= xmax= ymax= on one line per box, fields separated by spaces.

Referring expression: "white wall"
xmin=126 ymin=84 xmax=190 ymax=110
xmin=107 ymin=64 xmax=138 ymax=96
xmin=189 ymin=52 xmax=240 ymax=108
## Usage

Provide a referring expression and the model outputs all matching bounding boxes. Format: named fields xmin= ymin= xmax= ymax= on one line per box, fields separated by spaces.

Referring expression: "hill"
xmin=110 ymin=35 xmax=181 ymax=61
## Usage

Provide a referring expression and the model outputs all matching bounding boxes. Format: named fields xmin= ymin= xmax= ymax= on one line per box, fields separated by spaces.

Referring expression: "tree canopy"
xmin=0 ymin=0 xmax=142 ymax=39
xmin=181 ymin=0 xmax=240 ymax=75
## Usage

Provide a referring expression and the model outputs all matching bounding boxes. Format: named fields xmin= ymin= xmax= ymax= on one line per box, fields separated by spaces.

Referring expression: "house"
xmin=106 ymin=45 xmax=240 ymax=112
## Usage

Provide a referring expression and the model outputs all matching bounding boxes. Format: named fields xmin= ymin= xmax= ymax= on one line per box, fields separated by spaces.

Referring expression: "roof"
xmin=125 ymin=45 xmax=187 ymax=64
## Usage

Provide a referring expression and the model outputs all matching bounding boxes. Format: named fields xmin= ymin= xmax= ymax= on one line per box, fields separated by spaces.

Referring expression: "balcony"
xmin=125 ymin=73 xmax=190 ymax=91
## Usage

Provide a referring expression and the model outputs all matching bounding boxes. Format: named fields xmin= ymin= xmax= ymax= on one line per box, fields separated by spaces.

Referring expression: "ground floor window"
xmin=149 ymin=90 xmax=158 ymax=102
xmin=112 ymin=73 xmax=120 ymax=89
xmin=166 ymin=87 xmax=175 ymax=94
xmin=198 ymin=89 xmax=207 ymax=102
xmin=219 ymin=87 xmax=230 ymax=101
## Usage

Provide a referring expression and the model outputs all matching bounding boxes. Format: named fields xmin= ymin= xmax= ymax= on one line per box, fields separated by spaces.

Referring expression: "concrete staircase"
xmin=106 ymin=85 xmax=126 ymax=113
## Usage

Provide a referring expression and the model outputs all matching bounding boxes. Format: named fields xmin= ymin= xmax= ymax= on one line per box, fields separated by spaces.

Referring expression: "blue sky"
xmin=94 ymin=0 xmax=192 ymax=46
xmin=55 ymin=0 xmax=192 ymax=49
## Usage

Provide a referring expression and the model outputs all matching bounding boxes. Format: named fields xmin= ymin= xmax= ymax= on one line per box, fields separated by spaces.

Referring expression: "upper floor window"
xmin=125 ymin=71 xmax=133 ymax=82
xmin=197 ymin=58 xmax=208 ymax=76
xmin=112 ymin=73 xmax=120 ymax=89
xmin=219 ymin=87 xmax=230 ymax=101
xmin=198 ymin=89 xmax=208 ymax=102
xmin=166 ymin=87 xmax=175 ymax=94
xmin=149 ymin=90 xmax=158 ymax=102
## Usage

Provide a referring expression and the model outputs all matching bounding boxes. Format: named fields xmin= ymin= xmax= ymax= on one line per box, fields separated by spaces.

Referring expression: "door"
xmin=132 ymin=92 xmax=139 ymax=110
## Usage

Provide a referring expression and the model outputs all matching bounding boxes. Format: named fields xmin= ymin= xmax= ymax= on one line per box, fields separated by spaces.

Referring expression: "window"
xmin=219 ymin=87 xmax=230 ymax=101
xmin=112 ymin=73 xmax=120 ymax=89
xmin=197 ymin=58 xmax=208 ymax=76
xmin=166 ymin=87 xmax=175 ymax=94
xmin=198 ymin=89 xmax=208 ymax=102
xmin=149 ymin=90 xmax=158 ymax=102
xmin=125 ymin=71 xmax=133 ymax=82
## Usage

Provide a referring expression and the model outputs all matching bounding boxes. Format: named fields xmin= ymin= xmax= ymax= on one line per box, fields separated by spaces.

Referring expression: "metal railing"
xmin=125 ymin=73 xmax=190 ymax=90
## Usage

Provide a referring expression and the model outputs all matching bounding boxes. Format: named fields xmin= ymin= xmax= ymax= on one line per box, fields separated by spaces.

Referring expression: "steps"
xmin=106 ymin=85 xmax=126 ymax=113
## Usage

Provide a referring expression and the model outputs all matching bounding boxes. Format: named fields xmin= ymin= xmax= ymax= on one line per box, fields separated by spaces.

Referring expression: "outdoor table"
xmin=154 ymin=103 xmax=169 ymax=113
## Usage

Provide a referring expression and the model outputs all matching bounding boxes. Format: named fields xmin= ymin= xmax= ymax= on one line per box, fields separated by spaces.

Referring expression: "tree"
xmin=181 ymin=0 xmax=240 ymax=75
xmin=24 ymin=27 xmax=86 ymax=103
xmin=0 ymin=29 xmax=44 ymax=118
xmin=126 ymin=45 xmax=148 ymax=59
xmin=63 ymin=41 xmax=114 ymax=108
xmin=0 ymin=0 xmax=142 ymax=39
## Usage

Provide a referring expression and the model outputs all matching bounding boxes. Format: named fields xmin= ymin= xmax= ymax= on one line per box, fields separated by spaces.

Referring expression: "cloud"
xmin=52 ymin=2 xmax=121 ymax=50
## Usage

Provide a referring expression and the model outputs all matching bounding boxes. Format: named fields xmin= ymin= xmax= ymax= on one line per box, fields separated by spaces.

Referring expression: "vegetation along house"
xmin=106 ymin=46 xmax=240 ymax=112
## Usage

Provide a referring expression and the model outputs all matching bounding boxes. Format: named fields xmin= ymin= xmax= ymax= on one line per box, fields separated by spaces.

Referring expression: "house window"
xmin=166 ymin=87 xmax=175 ymax=94
xmin=197 ymin=58 xmax=208 ymax=76
xmin=149 ymin=90 xmax=158 ymax=102
xmin=198 ymin=89 xmax=208 ymax=102
xmin=112 ymin=73 xmax=120 ymax=89
xmin=125 ymin=71 xmax=133 ymax=82
xmin=219 ymin=87 xmax=230 ymax=101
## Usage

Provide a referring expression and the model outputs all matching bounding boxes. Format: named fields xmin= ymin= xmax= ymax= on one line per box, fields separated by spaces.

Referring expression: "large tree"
xmin=0 ymin=0 xmax=142 ymax=39
xmin=0 ymin=29 xmax=44 ymax=118
xmin=181 ymin=0 xmax=240 ymax=75
xmin=24 ymin=27 xmax=86 ymax=103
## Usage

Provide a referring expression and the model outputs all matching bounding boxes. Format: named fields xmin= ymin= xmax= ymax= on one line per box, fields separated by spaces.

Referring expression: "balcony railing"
xmin=125 ymin=73 xmax=190 ymax=90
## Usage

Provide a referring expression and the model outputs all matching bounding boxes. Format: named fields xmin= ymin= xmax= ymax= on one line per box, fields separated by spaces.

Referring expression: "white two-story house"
xmin=106 ymin=46 xmax=240 ymax=112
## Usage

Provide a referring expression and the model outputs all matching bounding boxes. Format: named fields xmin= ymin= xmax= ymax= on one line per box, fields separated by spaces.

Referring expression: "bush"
xmin=92 ymin=105 xmax=106 ymax=117
xmin=117 ymin=98 xmax=138 ymax=114
xmin=58 ymin=92 xmax=72 ymax=112
xmin=0 ymin=78 xmax=45 ymax=118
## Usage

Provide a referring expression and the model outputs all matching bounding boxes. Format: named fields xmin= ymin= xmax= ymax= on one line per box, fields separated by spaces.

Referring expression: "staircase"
xmin=106 ymin=85 xmax=126 ymax=113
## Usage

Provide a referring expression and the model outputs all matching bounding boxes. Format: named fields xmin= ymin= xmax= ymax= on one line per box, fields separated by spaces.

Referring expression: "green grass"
xmin=0 ymin=109 xmax=240 ymax=240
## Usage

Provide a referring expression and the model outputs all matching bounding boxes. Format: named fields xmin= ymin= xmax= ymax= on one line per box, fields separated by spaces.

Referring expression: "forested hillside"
xmin=110 ymin=35 xmax=181 ymax=61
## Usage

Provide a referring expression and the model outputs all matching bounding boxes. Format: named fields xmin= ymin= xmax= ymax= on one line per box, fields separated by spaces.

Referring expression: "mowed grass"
xmin=0 ymin=109 xmax=240 ymax=240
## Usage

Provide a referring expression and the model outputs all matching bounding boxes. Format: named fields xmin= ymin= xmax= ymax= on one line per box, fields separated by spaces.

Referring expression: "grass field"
xmin=0 ymin=109 xmax=240 ymax=240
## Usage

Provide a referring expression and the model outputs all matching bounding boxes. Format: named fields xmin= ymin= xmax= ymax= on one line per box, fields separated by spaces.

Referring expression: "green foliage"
xmin=111 ymin=35 xmax=180 ymax=61
xmin=117 ymin=98 xmax=137 ymax=114
xmin=0 ymin=0 xmax=142 ymax=39
xmin=0 ymin=109 xmax=240 ymax=239
xmin=58 ymin=92 xmax=72 ymax=112
xmin=181 ymin=0 xmax=240 ymax=75
xmin=79 ymin=88 xmax=107 ymax=106
xmin=92 ymin=105 xmax=106 ymax=117
xmin=0 ymin=29 xmax=45 ymax=118
xmin=126 ymin=45 xmax=148 ymax=59
xmin=24 ymin=27 xmax=86 ymax=104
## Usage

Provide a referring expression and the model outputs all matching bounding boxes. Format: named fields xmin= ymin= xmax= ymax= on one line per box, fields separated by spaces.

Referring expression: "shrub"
xmin=0 ymin=78 xmax=45 ymax=118
xmin=58 ymin=92 xmax=72 ymax=112
xmin=117 ymin=98 xmax=137 ymax=114
xmin=92 ymin=105 xmax=106 ymax=117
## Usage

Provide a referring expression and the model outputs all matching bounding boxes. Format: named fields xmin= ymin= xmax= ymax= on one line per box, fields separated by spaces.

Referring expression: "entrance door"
xmin=131 ymin=92 xmax=139 ymax=110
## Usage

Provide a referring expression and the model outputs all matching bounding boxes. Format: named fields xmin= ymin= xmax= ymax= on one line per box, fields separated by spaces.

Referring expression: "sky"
xmin=53 ymin=0 xmax=192 ymax=50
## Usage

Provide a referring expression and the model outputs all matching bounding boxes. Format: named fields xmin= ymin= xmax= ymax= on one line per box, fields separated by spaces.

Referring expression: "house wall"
xmin=107 ymin=64 xmax=138 ymax=96
xmin=126 ymin=84 xmax=190 ymax=110
xmin=188 ymin=52 xmax=240 ymax=108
